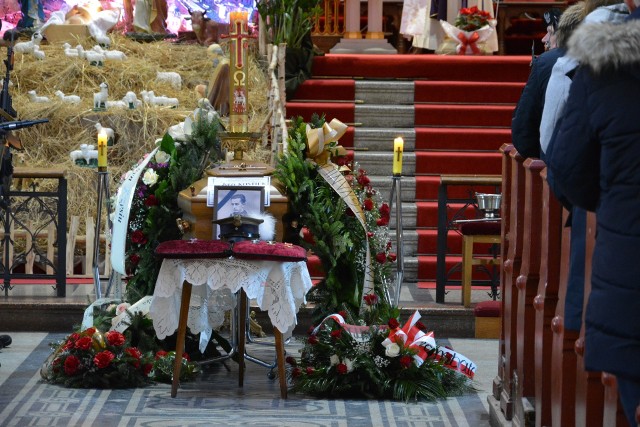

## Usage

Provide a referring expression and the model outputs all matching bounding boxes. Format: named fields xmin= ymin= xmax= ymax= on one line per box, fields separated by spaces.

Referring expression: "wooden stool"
xmin=474 ymin=300 xmax=502 ymax=338
xmin=460 ymin=221 xmax=501 ymax=308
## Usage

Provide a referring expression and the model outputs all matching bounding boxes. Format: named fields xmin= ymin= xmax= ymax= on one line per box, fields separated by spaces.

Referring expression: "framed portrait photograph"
xmin=212 ymin=186 xmax=265 ymax=239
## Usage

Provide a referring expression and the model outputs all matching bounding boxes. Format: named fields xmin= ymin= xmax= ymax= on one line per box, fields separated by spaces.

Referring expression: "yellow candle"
xmin=393 ymin=137 xmax=404 ymax=175
xmin=98 ymin=130 xmax=107 ymax=170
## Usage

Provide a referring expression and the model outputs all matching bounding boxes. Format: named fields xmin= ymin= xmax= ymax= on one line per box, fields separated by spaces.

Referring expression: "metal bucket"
xmin=475 ymin=193 xmax=502 ymax=218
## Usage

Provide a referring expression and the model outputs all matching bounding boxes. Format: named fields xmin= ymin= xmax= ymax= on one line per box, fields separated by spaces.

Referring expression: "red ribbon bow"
xmin=457 ymin=31 xmax=480 ymax=55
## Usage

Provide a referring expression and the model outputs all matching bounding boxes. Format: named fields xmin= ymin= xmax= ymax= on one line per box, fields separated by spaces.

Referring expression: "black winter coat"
xmin=546 ymin=15 xmax=640 ymax=381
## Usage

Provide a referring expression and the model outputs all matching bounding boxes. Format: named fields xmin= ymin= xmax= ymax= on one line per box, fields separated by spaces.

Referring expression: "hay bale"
xmin=7 ymin=35 xmax=269 ymax=229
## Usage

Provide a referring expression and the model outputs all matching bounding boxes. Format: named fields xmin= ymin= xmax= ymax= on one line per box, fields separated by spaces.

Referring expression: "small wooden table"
xmin=150 ymin=257 xmax=313 ymax=398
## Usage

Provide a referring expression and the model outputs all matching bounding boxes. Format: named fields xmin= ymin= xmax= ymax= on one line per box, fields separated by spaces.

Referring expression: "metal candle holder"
xmin=92 ymin=170 xmax=111 ymax=299
xmin=389 ymin=174 xmax=405 ymax=306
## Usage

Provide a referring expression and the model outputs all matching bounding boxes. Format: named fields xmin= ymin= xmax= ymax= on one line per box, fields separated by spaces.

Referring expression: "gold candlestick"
xmin=229 ymin=10 xmax=250 ymax=133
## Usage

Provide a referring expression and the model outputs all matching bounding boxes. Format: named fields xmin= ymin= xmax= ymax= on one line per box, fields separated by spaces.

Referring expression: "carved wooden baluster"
xmin=513 ymin=158 xmax=545 ymax=426
xmin=602 ymin=373 xmax=630 ymax=426
xmin=500 ymin=146 xmax=526 ymax=420
xmin=575 ymin=211 xmax=604 ymax=426
xmin=550 ymin=207 xmax=578 ymax=426
xmin=533 ymin=167 xmax=563 ymax=427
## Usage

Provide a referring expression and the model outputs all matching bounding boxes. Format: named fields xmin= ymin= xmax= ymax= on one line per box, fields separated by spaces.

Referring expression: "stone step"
xmin=355 ymin=105 xmax=415 ymax=128
xmin=353 ymin=128 xmax=416 ymax=151
xmin=367 ymin=175 xmax=416 ymax=204
xmin=355 ymin=80 xmax=414 ymax=105
xmin=354 ymin=151 xmax=416 ymax=177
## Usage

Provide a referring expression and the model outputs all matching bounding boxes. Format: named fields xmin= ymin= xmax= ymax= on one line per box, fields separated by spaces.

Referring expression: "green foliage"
xmin=256 ymin=0 xmax=322 ymax=48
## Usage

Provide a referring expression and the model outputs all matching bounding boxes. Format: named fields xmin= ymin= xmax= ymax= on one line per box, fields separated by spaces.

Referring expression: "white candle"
xmin=393 ymin=137 xmax=403 ymax=175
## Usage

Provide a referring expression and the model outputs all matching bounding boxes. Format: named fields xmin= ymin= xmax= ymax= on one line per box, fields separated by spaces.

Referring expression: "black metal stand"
xmin=388 ymin=174 xmax=404 ymax=306
xmin=93 ymin=170 xmax=110 ymax=299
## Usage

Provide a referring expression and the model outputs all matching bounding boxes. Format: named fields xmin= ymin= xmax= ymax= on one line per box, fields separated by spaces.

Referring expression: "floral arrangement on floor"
xmin=439 ymin=6 xmax=496 ymax=55
xmin=43 ymin=308 xmax=200 ymax=388
xmin=274 ymin=114 xmax=396 ymax=321
xmin=287 ymin=306 xmax=476 ymax=401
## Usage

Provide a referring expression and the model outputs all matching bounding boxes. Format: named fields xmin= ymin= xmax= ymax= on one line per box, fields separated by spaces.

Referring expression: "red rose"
xmin=336 ymin=363 xmax=348 ymax=375
xmin=292 ymin=367 xmax=302 ymax=378
xmin=357 ymin=174 xmax=370 ymax=186
xmin=143 ymin=363 xmax=154 ymax=375
xmin=376 ymin=252 xmax=387 ymax=264
xmin=182 ymin=352 xmax=191 ymax=362
xmin=81 ymin=329 xmax=94 ymax=338
xmin=131 ymin=230 xmax=147 ymax=245
xmin=400 ymin=355 xmax=412 ymax=369
xmin=306 ymin=366 xmax=315 ymax=375
xmin=388 ymin=318 xmax=400 ymax=329
xmin=105 ymin=331 xmax=125 ymax=347
xmin=63 ymin=339 xmax=75 ymax=351
xmin=388 ymin=253 xmax=397 ymax=262
xmin=126 ymin=347 xmax=142 ymax=368
xmin=308 ymin=335 xmax=319 ymax=345
xmin=330 ymin=329 xmax=342 ymax=340
xmin=363 ymin=198 xmax=374 ymax=211
xmin=144 ymin=194 xmax=158 ymax=207
xmin=377 ymin=216 xmax=390 ymax=227
xmin=74 ymin=336 xmax=92 ymax=351
xmin=363 ymin=294 xmax=379 ymax=305
xmin=94 ymin=350 xmax=115 ymax=369
xmin=286 ymin=356 xmax=297 ymax=366
xmin=129 ymin=253 xmax=141 ymax=266
xmin=64 ymin=355 xmax=81 ymax=375
xmin=155 ymin=350 xmax=168 ymax=360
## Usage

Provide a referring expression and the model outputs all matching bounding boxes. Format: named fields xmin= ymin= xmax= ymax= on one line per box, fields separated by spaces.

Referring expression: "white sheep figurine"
xmin=95 ymin=122 xmax=115 ymax=145
xmin=91 ymin=45 xmax=127 ymax=61
xmin=93 ymin=83 xmax=108 ymax=110
xmin=54 ymin=90 xmax=81 ymax=104
xmin=14 ymin=32 xmax=43 ymax=54
xmin=123 ymin=91 xmax=142 ymax=109
xmin=32 ymin=45 xmax=45 ymax=60
xmin=141 ymin=90 xmax=179 ymax=107
xmin=106 ymin=100 xmax=127 ymax=109
xmin=27 ymin=90 xmax=49 ymax=103
xmin=70 ymin=144 xmax=98 ymax=166
xmin=85 ymin=50 xmax=105 ymax=66
xmin=62 ymin=43 xmax=80 ymax=57
xmin=155 ymin=71 xmax=182 ymax=90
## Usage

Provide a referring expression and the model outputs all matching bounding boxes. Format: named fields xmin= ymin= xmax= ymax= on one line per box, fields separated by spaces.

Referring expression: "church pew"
xmin=575 ymin=211 xmax=605 ymax=426
xmin=550 ymin=207 xmax=578 ymax=427
xmin=513 ymin=158 xmax=545 ymax=426
xmin=493 ymin=143 xmax=515 ymax=403
xmin=533 ymin=167 xmax=564 ymax=427
xmin=500 ymin=146 xmax=526 ymax=420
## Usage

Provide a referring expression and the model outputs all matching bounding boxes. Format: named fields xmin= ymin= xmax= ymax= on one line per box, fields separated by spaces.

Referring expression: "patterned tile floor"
xmin=0 ymin=333 xmax=498 ymax=427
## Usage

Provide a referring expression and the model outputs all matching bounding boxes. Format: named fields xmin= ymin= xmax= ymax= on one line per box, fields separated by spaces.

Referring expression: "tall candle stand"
xmin=92 ymin=169 xmax=111 ymax=299
xmin=389 ymin=174 xmax=404 ymax=306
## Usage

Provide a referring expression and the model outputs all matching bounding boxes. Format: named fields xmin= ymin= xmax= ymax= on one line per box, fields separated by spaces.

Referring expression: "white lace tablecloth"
xmin=150 ymin=258 xmax=313 ymax=348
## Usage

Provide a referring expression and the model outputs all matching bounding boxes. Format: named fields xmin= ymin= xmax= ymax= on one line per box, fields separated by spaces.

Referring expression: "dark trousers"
xmin=617 ymin=376 xmax=640 ymax=427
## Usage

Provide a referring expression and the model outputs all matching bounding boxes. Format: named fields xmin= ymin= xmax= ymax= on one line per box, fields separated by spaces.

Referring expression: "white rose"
xmin=384 ymin=342 xmax=400 ymax=358
xmin=330 ymin=354 xmax=340 ymax=366
xmin=154 ymin=150 xmax=170 ymax=164
xmin=344 ymin=358 xmax=354 ymax=372
xmin=142 ymin=168 xmax=159 ymax=186
xmin=116 ymin=302 xmax=131 ymax=315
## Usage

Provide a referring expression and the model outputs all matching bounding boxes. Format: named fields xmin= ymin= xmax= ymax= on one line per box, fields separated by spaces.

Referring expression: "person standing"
xmin=545 ymin=1 xmax=640 ymax=424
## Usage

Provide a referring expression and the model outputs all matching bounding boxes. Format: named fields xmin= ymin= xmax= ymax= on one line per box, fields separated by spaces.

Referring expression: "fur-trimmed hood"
xmin=568 ymin=19 xmax=640 ymax=73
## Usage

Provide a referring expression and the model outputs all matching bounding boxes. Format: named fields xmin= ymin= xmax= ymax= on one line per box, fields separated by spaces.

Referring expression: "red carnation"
xmin=376 ymin=217 xmax=389 ymax=227
xmin=155 ymin=350 xmax=168 ymax=360
xmin=131 ymin=230 xmax=147 ymax=245
xmin=376 ymin=252 xmax=387 ymax=264
xmin=330 ymin=329 xmax=342 ymax=340
xmin=388 ymin=318 xmax=400 ymax=329
xmin=388 ymin=253 xmax=397 ymax=262
xmin=126 ymin=347 xmax=142 ymax=368
xmin=379 ymin=203 xmax=390 ymax=218
xmin=144 ymin=194 xmax=159 ymax=207
xmin=357 ymin=174 xmax=370 ymax=186
xmin=143 ymin=363 xmax=153 ymax=375
xmin=336 ymin=363 xmax=348 ymax=375
xmin=94 ymin=350 xmax=115 ymax=369
xmin=308 ymin=335 xmax=319 ymax=345
xmin=363 ymin=198 xmax=374 ymax=211
xmin=182 ymin=352 xmax=191 ymax=362
xmin=75 ymin=336 xmax=92 ymax=351
xmin=105 ymin=331 xmax=126 ymax=347
xmin=400 ymin=355 xmax=413 ymax=369
xmin=64 ymin=355 xmax=81 ymax=375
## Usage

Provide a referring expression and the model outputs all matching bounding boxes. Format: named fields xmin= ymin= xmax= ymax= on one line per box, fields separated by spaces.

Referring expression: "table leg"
xmin=238 ymin=289 xmax=247 ymax=387
xmin=274 ymin=329 xmax=287 ymax=399
xmin=171 ymin=280 xmax=192 ymax=398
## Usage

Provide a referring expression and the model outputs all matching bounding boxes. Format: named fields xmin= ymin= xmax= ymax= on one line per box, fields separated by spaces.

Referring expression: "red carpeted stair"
xmin=288 ymin=54 xmax=529 ymax=294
